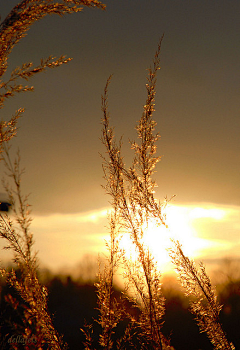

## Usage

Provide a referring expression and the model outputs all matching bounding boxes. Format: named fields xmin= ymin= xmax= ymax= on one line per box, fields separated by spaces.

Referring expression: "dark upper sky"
xmin=0 ymin=0 xmax=239 ymax=215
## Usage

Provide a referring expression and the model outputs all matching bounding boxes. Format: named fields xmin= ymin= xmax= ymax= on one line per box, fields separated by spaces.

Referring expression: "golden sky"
xmin=0 ymin=202 xmax=237 ymax=275
xmin=0 ymin=1 xmax=239 ymax=273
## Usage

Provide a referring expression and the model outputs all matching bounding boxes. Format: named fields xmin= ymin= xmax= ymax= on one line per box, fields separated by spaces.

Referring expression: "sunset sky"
xmin=0 ymin=1 xmax=239 ymax=275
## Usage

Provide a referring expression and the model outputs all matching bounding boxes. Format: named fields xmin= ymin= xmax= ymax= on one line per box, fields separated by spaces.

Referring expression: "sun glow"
xmin=119 ymin=205 xmax=228 ymax=274
xmin=27 ymin=203 xmax=239 ymax=273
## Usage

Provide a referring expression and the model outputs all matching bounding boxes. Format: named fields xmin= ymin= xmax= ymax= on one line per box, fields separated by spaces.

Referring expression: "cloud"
xmin=165 ymin=203 xmax=240 ymax=267
xmin=1 ymin=203 xmax=239 ymax=274
xmin=188 ymin=203 xmax=240 ymax=243
xmin=29 ymin=208 xmax=110 ymax=271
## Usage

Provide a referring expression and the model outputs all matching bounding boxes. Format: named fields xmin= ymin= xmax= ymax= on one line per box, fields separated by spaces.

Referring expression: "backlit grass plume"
xmin=0 ymin=144 xmax=66 ymax=349
xmin=98 ymin=35 xmax=235 ymax=349
xmin=0 ymin=0 xmax=105 ymax=152
xmin=99 ymin=36 xmax=173 ymax=350
xmin=0 ymin=1 xmax=105 ymax=348
xmin=169 ymin=240 xmax=235 ymax=350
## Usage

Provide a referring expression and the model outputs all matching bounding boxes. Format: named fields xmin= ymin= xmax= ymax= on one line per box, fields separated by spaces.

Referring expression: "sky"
xmin=0 ymin=1 xmax=239 ymax=275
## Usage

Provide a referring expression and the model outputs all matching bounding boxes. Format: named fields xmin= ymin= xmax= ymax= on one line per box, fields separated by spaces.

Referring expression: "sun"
xmin=119 ymin=205 xmax=217 ymax=274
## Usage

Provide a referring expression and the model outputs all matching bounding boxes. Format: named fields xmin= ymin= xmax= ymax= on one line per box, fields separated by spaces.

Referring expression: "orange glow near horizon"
xmin=119 ymin=204 xmax=230 ymax=274
xmin=23 ymin=203 xmax=239 ymax=273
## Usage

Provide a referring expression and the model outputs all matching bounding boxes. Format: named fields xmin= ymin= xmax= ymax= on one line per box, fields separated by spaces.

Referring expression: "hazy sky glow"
xmin=1 ymin=202 xmax=238 ymax=275
xmin=0 ymin=1 xmax=239 ymax=273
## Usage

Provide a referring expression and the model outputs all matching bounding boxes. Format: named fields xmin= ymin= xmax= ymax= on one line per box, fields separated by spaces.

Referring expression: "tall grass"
xmin=0 ymin=1 xmax=105 ymax=349
xmin=94 ymin=36 xmax=235 ymax=349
